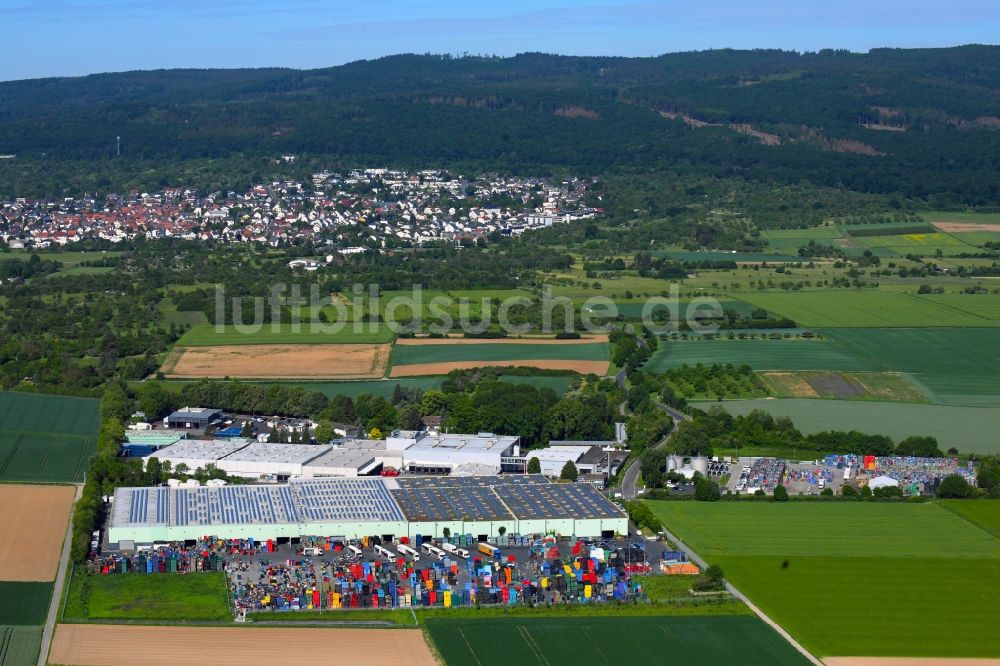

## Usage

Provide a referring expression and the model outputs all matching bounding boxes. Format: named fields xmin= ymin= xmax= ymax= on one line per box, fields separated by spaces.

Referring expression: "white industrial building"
xmin=146 ymin=430 xmax=522 ymax=480
xmin=107 ymin=475 xmax=629 ymax=545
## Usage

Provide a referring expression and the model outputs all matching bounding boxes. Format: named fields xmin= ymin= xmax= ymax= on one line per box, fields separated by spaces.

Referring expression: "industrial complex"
xmin=107 ymin=475 xmax=629 ymax=545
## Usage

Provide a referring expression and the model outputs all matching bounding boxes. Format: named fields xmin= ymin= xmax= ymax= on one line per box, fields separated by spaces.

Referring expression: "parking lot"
xmin=225 ymin=535 xmax=654 ymax=612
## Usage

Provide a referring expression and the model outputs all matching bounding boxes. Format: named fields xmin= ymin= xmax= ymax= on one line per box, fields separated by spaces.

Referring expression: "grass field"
xmin=0 ymin=582 xmax=52 ymax=625
xmin=918 ymin=293 xmax=1000 ymax=323
xmin=695 ymin=398 xmax=1000 ymax=454
xmin=649 ymin=501 xmax=1000 ymax=658
xmin=63 ymin=571 xmax=231 ymax=622
xmin=392 ymin=341 xmax=609 ymax=366
xmin=0 ymin=391 xmax=99 ymax=437
xmin=734 ymin=291 xmax=994 ymax=327
xmin=425 ymin=616 xmax=811 ymax=666
xmin=0 ymin=433 xmax=94 ymax=482
xmin=175 ymin=323 xmax=395 ymax=345
xmin=854 ymin=232 xmax=974 ymax=256
xmin=940 ymin=500 xmax=1000 ymax=538
xmin=0 ymin=626 xmax=41 ymax=666
xmin=643 ymin=338 xmax=880 ymax=373
xmin=4 ymin=250 xmax=123 ymax=267
xmin=821 ymin=328 xmax=1000 ymax=405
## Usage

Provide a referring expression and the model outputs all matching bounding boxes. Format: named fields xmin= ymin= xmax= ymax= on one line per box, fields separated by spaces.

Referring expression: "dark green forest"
xmin=2 ymin=47 xmax=1000 ymax=205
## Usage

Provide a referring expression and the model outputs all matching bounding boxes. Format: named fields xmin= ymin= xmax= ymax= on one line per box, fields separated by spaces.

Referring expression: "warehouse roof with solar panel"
xmin=107 ymin=475 xmax=627 ymax=545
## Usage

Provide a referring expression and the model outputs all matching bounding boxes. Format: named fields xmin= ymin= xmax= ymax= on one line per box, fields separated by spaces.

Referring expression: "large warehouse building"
xmin=107 ymin=475 xmax=628 ymax=545
xmin=146 ymin=430 xmax=521 ymax=479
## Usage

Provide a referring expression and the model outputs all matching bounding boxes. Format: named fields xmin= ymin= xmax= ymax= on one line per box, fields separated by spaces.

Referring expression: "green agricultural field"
xmin=853 ymin=232 xmax=974 ymax=256
xmin=643 ymin=338 xmax=879 ymax=373
xmin=694 ymin=398 xmax=1000 ymax=454
xmin=598 ymin=298 xmax=758 ymax=320
xmin=649 ymin=502 xmax=1000 ymax=658
xmin=142 ymin=374 xmax=575 ymax=399
xmin=918 ymin=293 xmax=1000 ymax=323
xmin=0 ymin=433 xmax=94 ymax=482
xmin=919 ymin=211 xmax=1000 ymax=225
xmin=425 ymin=616 xmax=811 ymax=666
xmin=0 ymin=391 xmax=99 ymax=437
xmin=941 ymin=500 xmax=1000 ymax=538
xmin=655 ymin=250 xmax=800 ymax=262
xmin=63 ymin=571 xmax=231 ymax=623
xmin=4 ymin=250 xmax=123 ymax=267
xmin=0 ymin=582 xmax=52 ymax=625
xmin=391 ymin=341 xmax=609 ymax=366
xmin=821 ymin=328 xmax=1000 ymax=405
xmin=734 ymin=291 xmax=993 ymax=327
xmin=0 ymin=626 xmax=41 ymax=666
xmin=175 ymin=323 xmax=395 ymax=345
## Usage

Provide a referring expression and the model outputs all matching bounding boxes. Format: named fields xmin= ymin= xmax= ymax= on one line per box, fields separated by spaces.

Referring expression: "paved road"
xmin=660 ymin=525 xmax=823 ymax=666
xmin=38 ymin=483 xmax=82 ymax=666
xmin=620 ymin=400 xmax=690 ymax=500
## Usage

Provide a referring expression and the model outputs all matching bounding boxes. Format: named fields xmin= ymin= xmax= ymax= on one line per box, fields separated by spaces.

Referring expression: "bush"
xmin=694 ymin=476 xmax=721 ymax=502
xmin=773 ymin=484 xmax=789 ymax=502
xmin=527 ymin=457 xmax=541 ymax=474
xmin=560 ymin=460 xmax=579 ymax=482
xmin=937 ymin=474 xmax=973 ymax=499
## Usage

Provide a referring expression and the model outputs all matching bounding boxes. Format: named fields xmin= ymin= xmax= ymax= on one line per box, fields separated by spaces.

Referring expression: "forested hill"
xmin=2 ymin=46 xmax=1000 ymax=205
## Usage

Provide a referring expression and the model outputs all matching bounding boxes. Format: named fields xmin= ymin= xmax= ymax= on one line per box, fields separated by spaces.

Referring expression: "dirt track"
xmin=396 ymin=335 xmax=609 ymax=346
xmin=825 ymin=658 xmax=1000 ymax=666
xmin=49 ymin=625 xmax=438 ymax=666
xmin=0 ymin=484 xmax=75 ymax=581
xmin=164 ymin=344 xmax=390 ymax=379
xmin=390 ymin=359 xmax=609 ymax=377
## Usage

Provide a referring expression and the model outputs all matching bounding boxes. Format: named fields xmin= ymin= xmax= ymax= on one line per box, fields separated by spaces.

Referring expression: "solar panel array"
xmin=294 ymin=479 xmax=404 ymax=522
xmin=391 ymin=484 xmax=514 ymax=522
xmin=113 ymin=475 xmax=622 ymax=531
xmin=494 ymin=481 xmax=626 ymax=519
xmin=395 ymin=474 xmax=550 ymax=490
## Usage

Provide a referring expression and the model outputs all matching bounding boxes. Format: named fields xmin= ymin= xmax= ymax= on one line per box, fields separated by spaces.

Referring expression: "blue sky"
xmin=1 ymin=0 xmax=999 ymax=81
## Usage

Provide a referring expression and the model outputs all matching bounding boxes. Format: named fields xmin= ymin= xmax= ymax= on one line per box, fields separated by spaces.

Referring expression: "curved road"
xmin=621 ymin=400 xmax=689 ymax=500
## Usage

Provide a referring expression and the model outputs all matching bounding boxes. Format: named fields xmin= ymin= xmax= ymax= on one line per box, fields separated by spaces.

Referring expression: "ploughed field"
xmin=49 ymin=625 xmax=438 ymax=666
xmin=649 ymin=501 xmax=1000 ymax=658
xmin=425 ymin=615 xmax=812 ymax=666
xmin=161 ymin=343 xmax=391 ymax=379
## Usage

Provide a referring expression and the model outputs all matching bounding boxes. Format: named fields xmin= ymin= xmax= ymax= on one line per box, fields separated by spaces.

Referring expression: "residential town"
xmin=0 ymin=168 xmax=603 ymax=249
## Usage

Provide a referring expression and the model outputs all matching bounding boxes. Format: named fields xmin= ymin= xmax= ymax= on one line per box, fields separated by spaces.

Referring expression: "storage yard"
xmin=107 ymin=475 xmax=629 ymax=545
xmin=48 ymin=625 xmax=437 ymax=666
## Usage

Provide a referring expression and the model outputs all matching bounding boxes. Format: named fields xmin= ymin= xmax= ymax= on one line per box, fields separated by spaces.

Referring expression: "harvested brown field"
xmin=49 ymin=625 xmax=437 ymax=666
xmin=805 ymin=372 xmax=866 ymax=399
xmin=823 ymin=657 xmax=1000 ymax=666
xmin=390 ymin=359 xmax=610 ymax=377
xmin=162 ymin=344 xmax=390 ymax=379
xmin=396 ymin=335 xmax=608 ymax=346
xmin=0 ymin=484 xmax=75 ymax=581
xmin=931 ymin=221 xmax=1000 ymax=233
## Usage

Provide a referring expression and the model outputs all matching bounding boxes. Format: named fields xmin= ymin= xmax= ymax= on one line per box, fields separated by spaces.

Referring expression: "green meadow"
xmin=649 ymin=501 xmax=1000 ymax=658
xmin=695 ymin=398 xmax=1000 ymax=454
